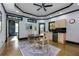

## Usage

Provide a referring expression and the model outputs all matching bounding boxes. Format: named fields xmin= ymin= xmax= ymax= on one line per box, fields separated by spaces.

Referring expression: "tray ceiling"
xmin=15 ymin=3 xmax=71 ymax=17
xmin=3 ymin=3 xmax=79 ymax=19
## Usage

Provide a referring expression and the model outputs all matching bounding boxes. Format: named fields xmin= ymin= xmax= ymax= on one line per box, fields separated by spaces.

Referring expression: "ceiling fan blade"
xmin=43 ymin=7 xmax=46 ymax=11
xmin=33 ymin=3 xmax=42 ymax=7
xmin=37 ymin=8 xmax=41 ymax=11
xmin=44 ymin=5 xmax=53 ymax=7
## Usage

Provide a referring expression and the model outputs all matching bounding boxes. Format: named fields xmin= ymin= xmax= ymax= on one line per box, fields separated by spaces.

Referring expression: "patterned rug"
xmin=19 ymin=41 xmax=61 ymax=56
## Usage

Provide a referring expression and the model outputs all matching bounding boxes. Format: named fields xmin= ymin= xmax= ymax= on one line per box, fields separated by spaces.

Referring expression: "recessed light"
xmin=16 ymin=11 xmax=19 ymax=12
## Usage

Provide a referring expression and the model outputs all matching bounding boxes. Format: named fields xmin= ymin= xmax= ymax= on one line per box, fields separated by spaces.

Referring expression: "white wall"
xmin=19 ymin=18 xmax=49 ymax=38
xmin=49 ymin=11 xmax=79 ymax=43
xmin=0 ymin=4 xmax=6 ymax=48
xmin=19 ymin=17 xmax=36 ymax=38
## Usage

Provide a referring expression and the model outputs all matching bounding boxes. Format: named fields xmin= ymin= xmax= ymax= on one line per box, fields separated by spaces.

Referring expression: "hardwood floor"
xmin=0 ymin=36 xmax=22 ymax=56
xmin=49 ymin=41 xmax=79 ymax=56
xmin=0 ymin=36 xmax=79 ymax=56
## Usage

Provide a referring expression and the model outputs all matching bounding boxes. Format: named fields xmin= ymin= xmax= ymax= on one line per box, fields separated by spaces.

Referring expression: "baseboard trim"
xmin=5 ymin=39 xmax=7 ymax=43
xmin=66 ymin=40 xmax=79 ymax=45
xmin=19 ymin=37 xmax=28 ymax=40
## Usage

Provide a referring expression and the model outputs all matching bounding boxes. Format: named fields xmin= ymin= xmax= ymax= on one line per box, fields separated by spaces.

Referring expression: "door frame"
xmin=7 ymin=19 xmax=20 ymax=39
xmin=39 ymin=23 xmax=45 ymax=34
xmin=5 ymin=15 xmax=22 ymax=42
xmin=8 ymin=20 xmax=15 ymax=37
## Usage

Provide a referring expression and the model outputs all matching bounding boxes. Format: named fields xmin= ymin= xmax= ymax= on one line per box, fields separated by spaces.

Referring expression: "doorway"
xmin=39 ymin=23 xmax=45 ymax=34
xmin=8 ymin=20 xmax=19 ymax=38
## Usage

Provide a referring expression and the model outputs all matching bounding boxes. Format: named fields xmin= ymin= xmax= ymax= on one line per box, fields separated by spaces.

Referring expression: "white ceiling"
xmin=3 ymin=3 xmax=79 ymax=19
xmin=15 ymin=3 xmax=70 ymax=16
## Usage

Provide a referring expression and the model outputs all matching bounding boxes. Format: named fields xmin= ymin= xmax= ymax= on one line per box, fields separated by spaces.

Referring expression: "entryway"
xmin=6 ymin=15 xmax=22 ymax=42
xmin=8 ymin=20 xmax=19 ymax=36
xmin=39 ymin=23 xmax=45 ymax=34
xmin=8 ymin=20 xmax=19 ymax=38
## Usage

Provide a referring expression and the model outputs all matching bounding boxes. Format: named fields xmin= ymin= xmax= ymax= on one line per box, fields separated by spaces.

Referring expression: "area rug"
xmin=19 ymin=41 xmax=61 ymax=56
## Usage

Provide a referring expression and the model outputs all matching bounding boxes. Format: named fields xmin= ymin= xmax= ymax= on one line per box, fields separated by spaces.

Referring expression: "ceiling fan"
xmin=33 ymin=3 xmax=53 ymax=11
